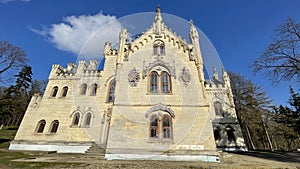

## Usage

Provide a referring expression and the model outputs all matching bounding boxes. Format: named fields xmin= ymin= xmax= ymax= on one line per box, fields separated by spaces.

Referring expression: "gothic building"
xmin=9 ymin=7 xmax=246 ymax=162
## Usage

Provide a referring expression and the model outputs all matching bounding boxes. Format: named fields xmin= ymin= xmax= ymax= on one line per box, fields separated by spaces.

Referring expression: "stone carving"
xmin=145 ymin=103 xmax=175 ymax=118
xmin=104 ymin=42 xmax=112 ymax=55
xmin=128 ymin=68 xmax=140 ymax=87
xmin=106 ymin=107 xmax=112 ymax=122
xmin=179 ymin=67 xmax=191 ymax=86
xmin=142 ymin=58 xmax=176 ymax=79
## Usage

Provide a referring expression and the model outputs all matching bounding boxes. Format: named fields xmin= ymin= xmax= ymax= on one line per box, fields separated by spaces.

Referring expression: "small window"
xmin=226 ymin=125 xmax=236 ymax=143
xmin=214 ymin=127 xmax=221 ymax=141
xmin=161 ymin=72 xmax=170 ymax=93
xmin=150 ymin=72 xmax=158 ymax=93
xmin=214 ymin=101 xmax=223 ymax=116
xmin=50 ymin=120 xmax=59 ymax=133
xmin=153 ymin=40 xmax=165 ymax=55
xmin=162 ymin=115 xmax=172 ymax=139
xmin=90 ymin=84 xmax=98 ymax=96
xmin=62 ymin=86 xmax=68 ymax=97
xmin=36 ymin=120 xmax=46 ymax=133
xmin=51 ymin=86 xmax=59 ymax=97
xmin=80 ymin=84 xmax=87 ymax=95
xmin=150 ymin=115 xmax=159 ymax=138
xmin=72 ymin=113 xmax=80 ymax=126
xmin=107 ymin=79 xmax=116 ymax=102
xmin=84 ymin=113 xmax=92 ymax=127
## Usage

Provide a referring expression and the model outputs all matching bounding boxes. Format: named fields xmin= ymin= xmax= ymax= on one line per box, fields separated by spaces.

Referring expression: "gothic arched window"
xmin=50 ymin=120 xmax=59 ymax=133
xmin=153 ymin=40 xmax=165 ymax=55
xmin=150 ymin=115 xmax=159 ymax=138
xmin=80 ymin=83 xmax=87 ymax=95
xmin=90 ymin=84 xmax=98 ymax=96
xmin=214 ymin=126 xmax=221 ymax=141
xmin=35 ymin=119 xmax=46 ymax=133
xmin=107 ymin=79 xmax=116 ymax=103
xmin=62 ymin=86 xmax=68 ymax=97
xmin=51 ymin=86 xmax=58 ymax=97
xmin=161 ymin=72 xmax=171 ymax=93
xmin=84 ymin=113 xmax=92 ymax=127
xmin=162 ymin=115 xmax=172 ymax=139
xmin=72 ymin=113 xmax=80 ymax=126
xmin=214 ymin=101 xmax=223 ymax=116
xmin=150 ymin=72 xmax=158 ymax=93
xmin=225 ymin=125 xmax=236 ymax=143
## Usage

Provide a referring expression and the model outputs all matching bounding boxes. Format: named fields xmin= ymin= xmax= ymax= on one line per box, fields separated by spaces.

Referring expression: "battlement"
xmin=49 ymin=60 xmax=102 ymax=79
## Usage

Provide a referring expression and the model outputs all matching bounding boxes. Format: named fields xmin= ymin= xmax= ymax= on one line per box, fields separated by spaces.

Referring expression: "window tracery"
xmin=149 ymin=71 xmax=171 ymax=94
xmin=149 ymin=112 xmax=173 ymax=140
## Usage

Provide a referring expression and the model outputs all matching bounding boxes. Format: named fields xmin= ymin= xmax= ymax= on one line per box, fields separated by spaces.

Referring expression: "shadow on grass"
xmin=227 ymin=150 xmax=300 ymax=163
xmin=0 ymin=139 xmax=11 ymax=144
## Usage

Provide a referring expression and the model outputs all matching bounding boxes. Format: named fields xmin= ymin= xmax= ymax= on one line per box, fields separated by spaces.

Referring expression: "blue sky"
xmin=0 ymin=0 xmax=299 ymax=106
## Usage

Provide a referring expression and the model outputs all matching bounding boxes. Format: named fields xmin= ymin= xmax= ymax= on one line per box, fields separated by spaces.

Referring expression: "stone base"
xmin=9 ymin=141 xmax=92 ymax=153
xmin=105 ymin=153 xmax=220 ymax=162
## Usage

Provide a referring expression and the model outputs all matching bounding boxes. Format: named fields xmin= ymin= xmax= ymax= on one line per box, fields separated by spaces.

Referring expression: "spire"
xmin=154 ymin=5 xmax=163 ymax=34
xmin=213 ymin=67 xmax=219 ymax=80
xmin=190 ymin=19 xmax=199 ymax=39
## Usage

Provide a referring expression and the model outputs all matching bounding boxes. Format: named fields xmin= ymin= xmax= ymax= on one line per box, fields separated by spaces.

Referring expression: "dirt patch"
xmin=10 ymin=151 xmax=300 ymax=169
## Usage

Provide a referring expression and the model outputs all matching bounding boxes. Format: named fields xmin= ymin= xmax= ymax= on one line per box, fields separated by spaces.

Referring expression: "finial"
xmin=190 ymin=19 xmax=194 ymax=26
xmin=156 ymin=5 xmax=161 ymax=13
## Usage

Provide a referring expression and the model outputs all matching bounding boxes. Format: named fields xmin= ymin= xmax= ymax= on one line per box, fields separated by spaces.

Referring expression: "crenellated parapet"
xmin=49 ymin=63 xmax=75 ymax=79
xmin=76 ymin=60 xmax=102 ymax=77
xmin=49 ymin=60 xmax=102 ymax=79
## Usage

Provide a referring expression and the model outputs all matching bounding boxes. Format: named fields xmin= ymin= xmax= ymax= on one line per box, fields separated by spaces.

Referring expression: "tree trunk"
xmin=262 ymin=121 xmax=273 ymax=151
xmin=246 ymin=124 xmax=256 ymax=150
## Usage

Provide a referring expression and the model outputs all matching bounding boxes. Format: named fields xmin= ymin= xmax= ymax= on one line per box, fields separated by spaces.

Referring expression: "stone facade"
xmin=9 ymin=7 xmax=247 ymax=161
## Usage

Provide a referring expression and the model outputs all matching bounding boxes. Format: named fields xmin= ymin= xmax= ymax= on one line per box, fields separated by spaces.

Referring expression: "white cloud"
xmin=30 ymin=12 xmax=122 ymax=58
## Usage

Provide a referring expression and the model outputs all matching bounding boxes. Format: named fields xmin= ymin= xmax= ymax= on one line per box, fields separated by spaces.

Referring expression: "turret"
xmin=49 ymin=64 xmax=63 ymax=79
xmin=117 ymin=28 xmax=128 ymax=64
xmin=76 ymin=60 xmax=87 ymax=76
xmin=213 ymin=67 xmax=219 ymax=80
xmin=88 ymin=60 xmax=98 ymax=70
xmin=222 ymin=67 xmax=234 ymax=107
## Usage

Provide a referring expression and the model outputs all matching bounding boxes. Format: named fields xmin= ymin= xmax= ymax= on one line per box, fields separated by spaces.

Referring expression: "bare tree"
xmin=252 ymin=17 xmax=300 ymax=85
xmin=0 ymin=40 xmax=28 ymax=83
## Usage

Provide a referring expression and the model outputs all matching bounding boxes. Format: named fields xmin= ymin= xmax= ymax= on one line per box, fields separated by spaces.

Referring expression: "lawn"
xmin=0 ymin=126 xmax=76 ymax=169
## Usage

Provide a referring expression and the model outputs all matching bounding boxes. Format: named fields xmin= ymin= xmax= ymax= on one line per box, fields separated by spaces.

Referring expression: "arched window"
xmin=50 ymin=120 xmax=59 ymax=133
xmin=225 ymin=125 xmax=236 ymax=143
xmin=62 ymin=86 xmax=68 ymax=97
xmin=107 ymin=79 xmax=116 ymax=102
xmin=150 ymin=72 xmax=158 ymax=93
xmin=162 ymin=115 xmax=172 ymax=139
xmin=150 ymin=115 xmax=159 ymax=138
xmin=153 ymin=40 xmax=165 ymax=55
xmin=72 ymin=113 xmax=80 ymax=126
xmin=35 ymin=120 xmax=46 ymax=133
xmin=80 ymin=84 xmax=87 ymax=95
xmin=161 ymin=72 xmax=171 ymax=93
xmin=90 ymin=84 xmax=98 ymax=96
xmin=214 ymin=101 xmax=223 ymax=116
xmin=84 ymin=113 xmax=92 ymax=127
xmin=51 ymin=86 xmax=58 ymax=97
xmin=214 ymin=126 xmax=221 ymax=141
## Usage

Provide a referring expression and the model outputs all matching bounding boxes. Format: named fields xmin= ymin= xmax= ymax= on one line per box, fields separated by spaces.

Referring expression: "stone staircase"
xmin=82 ymin=143 xmax=106 ymax=159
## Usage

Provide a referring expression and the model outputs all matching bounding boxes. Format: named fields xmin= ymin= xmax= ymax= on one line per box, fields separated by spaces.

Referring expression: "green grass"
xmin=0 ymin=126 xmax=77 ymax=169
xmin=0 ymin=126 xmax=18 ymax=149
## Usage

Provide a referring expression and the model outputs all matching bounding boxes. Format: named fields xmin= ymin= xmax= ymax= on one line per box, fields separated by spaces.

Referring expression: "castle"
xmin=9 ymin=7 xmax=246 ymax=162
